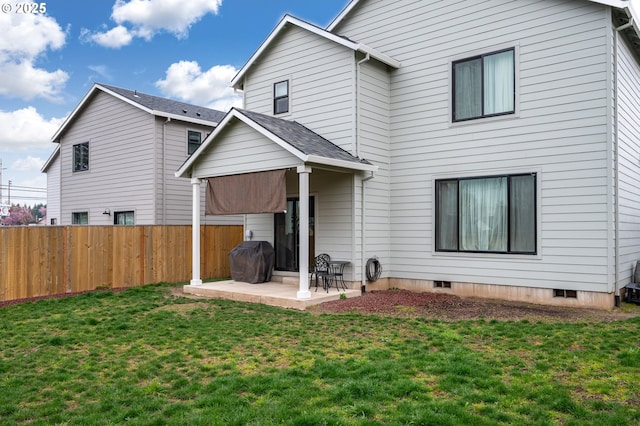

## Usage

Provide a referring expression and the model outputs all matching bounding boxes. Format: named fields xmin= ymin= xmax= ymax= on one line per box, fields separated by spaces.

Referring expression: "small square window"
xmin=274 ymin=81 xmax=289 ymax=115
xmin=72 ymin=212 xmax=88 ymax=224
xmin=114 ymin=211 xmax=134 ymax=225
xmin=453 ymin=48 xmax=515 ymax=122
xmin=187 ymin=130 xmax=202 ymax=155
xmin=73 ymin=142 xmax=89 ymax=172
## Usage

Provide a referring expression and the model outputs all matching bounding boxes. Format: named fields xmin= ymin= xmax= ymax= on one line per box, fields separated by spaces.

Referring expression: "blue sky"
xmin=0 ymin=0 xmax=348 ymax=206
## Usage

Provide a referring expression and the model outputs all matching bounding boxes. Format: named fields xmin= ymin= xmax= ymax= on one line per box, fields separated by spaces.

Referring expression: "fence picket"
xmin=0 ymin=225 xmax=242 ymax=303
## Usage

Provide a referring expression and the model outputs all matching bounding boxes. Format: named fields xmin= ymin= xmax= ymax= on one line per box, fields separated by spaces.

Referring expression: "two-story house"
xmin=43 ymin=83 xmax=242 ymax=226
xmin=177 ymin=0 xmax=640 ymax=309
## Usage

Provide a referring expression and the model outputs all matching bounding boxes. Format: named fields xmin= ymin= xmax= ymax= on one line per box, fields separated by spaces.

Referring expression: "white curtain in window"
xmin=460 ymin=177 xmax=507 ymax=251
xmin=484 ymin=50 xmax=514 ymax=115
xmin=509 ymin=175 xmax=535 ymax=252
xmin=437 ymin=181 xmax=458 ymax=250
xmin=454 ymin=59 xmax=482 ymax=120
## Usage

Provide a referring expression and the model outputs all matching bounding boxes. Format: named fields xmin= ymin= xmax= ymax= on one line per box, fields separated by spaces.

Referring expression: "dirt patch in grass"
xmin=306 ymin=289 xmax=640 ymax=322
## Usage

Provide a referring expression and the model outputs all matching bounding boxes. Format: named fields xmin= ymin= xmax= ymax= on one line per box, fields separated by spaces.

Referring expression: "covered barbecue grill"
xmin=229 ymin=241 xmax=275 ymax=284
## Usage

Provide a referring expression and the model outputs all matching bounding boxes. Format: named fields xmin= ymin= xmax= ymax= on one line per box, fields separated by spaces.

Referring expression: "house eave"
xmin=231 ymin=14 xmax=399 ymax=90
xmin=41 ymin=145 xmax=60 ymax=173
xmin=175 ymin=108 xmax=378 ymax=178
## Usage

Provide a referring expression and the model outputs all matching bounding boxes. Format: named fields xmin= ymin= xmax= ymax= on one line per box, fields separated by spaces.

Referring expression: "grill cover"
xmin=229 ymin=241 xmax=275 ymax=284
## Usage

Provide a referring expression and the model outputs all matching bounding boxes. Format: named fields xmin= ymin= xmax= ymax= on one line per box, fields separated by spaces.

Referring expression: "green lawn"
xmin=1 ymin=284 xmax=639 ymax=425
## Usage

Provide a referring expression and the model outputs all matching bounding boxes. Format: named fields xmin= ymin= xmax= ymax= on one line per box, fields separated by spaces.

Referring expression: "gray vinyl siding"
xmin=243 ymin=25 xmax=356 ymax=153
xmin=59 ymin=91 xmax=156 ymax=225
xmin=615 ymin=33 xmax=640 ymax=289
xmin=46 ymin=152 xmax=60 ymax=224
xmin=335 ymin=0 xmax=613 ymax=292
xmin=191 ymin=120 xmax=301 ymax=178
xmin=155 ymin=119 xmax=242 ymax=225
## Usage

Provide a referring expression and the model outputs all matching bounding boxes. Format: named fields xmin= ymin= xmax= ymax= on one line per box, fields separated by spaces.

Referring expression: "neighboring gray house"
xmin=42 ymin=83 xmax=241 ymax=226
xmin=178 ymin=0 xmax=640 ymax=309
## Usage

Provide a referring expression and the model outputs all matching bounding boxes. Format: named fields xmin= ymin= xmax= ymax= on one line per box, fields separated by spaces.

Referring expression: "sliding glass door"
xmin=274 ymin=197 xmax=315 ymax=271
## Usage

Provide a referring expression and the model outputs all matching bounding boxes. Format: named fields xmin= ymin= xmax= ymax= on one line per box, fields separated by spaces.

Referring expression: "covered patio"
xmin=183 ymin=279 xmax=362 ymax=310
xmin=176 ymin=108 xmax=378 ymax=303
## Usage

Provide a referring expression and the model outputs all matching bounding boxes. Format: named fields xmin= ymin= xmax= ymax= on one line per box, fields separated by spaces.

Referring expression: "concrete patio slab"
xmin=183 ymin=280 xmax=361 ymax=310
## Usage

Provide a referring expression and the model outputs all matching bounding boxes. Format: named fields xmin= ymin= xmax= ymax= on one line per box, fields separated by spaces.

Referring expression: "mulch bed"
xmin=307 ymin=289 xmax=640 ymax=322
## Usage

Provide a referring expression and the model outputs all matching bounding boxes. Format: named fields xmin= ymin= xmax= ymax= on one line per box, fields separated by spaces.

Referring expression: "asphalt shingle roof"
xmin=99 ymin=83 xmax=226 ymax=124
xmin=238 ymin=108 xmax=372 ymax=166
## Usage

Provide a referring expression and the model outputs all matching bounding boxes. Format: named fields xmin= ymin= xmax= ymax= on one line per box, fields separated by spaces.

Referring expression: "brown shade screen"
xmin=206 ymin=170 xmax=287 ymax=215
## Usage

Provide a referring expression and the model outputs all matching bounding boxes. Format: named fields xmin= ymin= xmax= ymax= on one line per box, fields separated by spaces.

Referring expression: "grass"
xmin=0 ymin=283 xmax=639 ymax=425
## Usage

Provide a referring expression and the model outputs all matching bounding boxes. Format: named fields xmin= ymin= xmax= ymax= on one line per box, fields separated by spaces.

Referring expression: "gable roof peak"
xmin=51 ymin=83 xmax=226 ymax=143
xmin=231 ymin=13 xmax=399 ymax=90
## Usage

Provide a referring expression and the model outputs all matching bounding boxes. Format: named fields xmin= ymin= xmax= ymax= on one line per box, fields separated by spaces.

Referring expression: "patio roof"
xmin=176 ymin=108 xmax=377 ymax=178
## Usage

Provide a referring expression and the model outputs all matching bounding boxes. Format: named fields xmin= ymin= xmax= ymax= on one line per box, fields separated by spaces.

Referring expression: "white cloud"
xmin=0 ymin=10 xmax=68 ymax=101
xmin=0 ymin=107 xmax=66 ymax=152
xmin=83 ymin=25 xmax=133 ymax=49
xmin=156 ymin=60 xmax=242 ymax=111
xmin=11 ymin=156 xmax=45 ymax=172
xmin=87 ymin=65 xmax=113 ymax=81
xmin=86 ymin=0 xmax=222 ymax=48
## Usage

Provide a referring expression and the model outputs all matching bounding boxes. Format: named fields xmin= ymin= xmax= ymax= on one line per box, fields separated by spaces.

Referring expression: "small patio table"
xmin=327 ymin=260 xmax=350 ymax=291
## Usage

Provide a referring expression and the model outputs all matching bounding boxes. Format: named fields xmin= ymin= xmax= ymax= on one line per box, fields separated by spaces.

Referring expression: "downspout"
xmin=361 ymin=171 xmax=374 ymax=293
xmin=355 ymin=53 xmax=370 ymax=157
xmin=356 ymin=52 xmax=372 ymax=293
xmin=612 ymin=18 xmax=632 ymax=306
xmin=162 ymin=117 xmax=171 ymax=225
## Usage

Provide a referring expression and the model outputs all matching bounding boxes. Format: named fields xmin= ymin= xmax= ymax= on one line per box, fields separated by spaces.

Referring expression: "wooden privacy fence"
xmin=0 ymin=225 xmax=243 ymax=303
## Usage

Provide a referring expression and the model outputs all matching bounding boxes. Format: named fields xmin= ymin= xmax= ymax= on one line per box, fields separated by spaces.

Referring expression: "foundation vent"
xmin=434 ymin=280 xmax=452 ymax=289
xmin=553 ymin=289 xmax=577 ymax=298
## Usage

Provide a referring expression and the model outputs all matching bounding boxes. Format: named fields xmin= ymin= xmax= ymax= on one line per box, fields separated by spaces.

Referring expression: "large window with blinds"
xmin=436 ymin=173 xmax=536 ymax=254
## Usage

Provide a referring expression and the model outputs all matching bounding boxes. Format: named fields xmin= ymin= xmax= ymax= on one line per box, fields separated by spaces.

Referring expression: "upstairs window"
xmin=453 ymin=48 xmax=515 ymax=122
xmin=73 ymin=142 xmax=89 ymax=172
xmin=114 ymin=211 xmax=134 ymax=225
xmin=187 ymin=130 xmax=202 ymax=155
xmin=274 ymin=80 xmax=289 ymax=115
xmin=436 ymin=173 xmax=536 ymax=254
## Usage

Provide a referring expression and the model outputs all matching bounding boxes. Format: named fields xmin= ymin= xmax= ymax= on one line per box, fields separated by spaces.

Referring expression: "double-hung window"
xmin=436 ymin=173 xmax=536 ymax=254
xmin=187 ymin=130 xmax=202 ymax=155
xmin=273 ymin=80 xmax=289 ymax=115
xmin=73 ymin=142 xmax=89 ymax=172
xmin=453 ymin=48 xmax=515 ymax=121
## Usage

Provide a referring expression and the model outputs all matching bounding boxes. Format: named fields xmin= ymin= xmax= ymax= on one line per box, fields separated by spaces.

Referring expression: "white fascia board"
xmin=96 ymin=84 xmax=154 ymax=115
xmin=50 ymin=83 xmax=101 ymax=142
xmin=231 ymin=14 xmax=399 ymax=89
xmin=327 ymin=0 xmax=361 ymax=32
xmin=154 ymin=112 xmax=219 ymax=127
xmin=175 ymin=109 xmax=307 ymax=178
xmin=305 ymin=154 xmax=378 ymax=172
xmin=175 ymin=109 xmax=237 ymax=178
xmin=41 ymin=145 xmax=60 ymax=173
xmin=588 ymin=0 xmax=629 ymax=8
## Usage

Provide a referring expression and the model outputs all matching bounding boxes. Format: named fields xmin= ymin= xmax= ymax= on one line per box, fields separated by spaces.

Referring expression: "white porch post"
xmin=190 ymin=177 xmax=202 ymax=286
xmin=297 ymin=165 xmax=312 ymax=299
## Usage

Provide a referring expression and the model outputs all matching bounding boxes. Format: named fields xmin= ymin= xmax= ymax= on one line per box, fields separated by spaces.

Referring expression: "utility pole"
xmin=0 ymin=158 xmax=4 ymax=203
xmin=7 ymin=180 xmax=11 ymax=205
